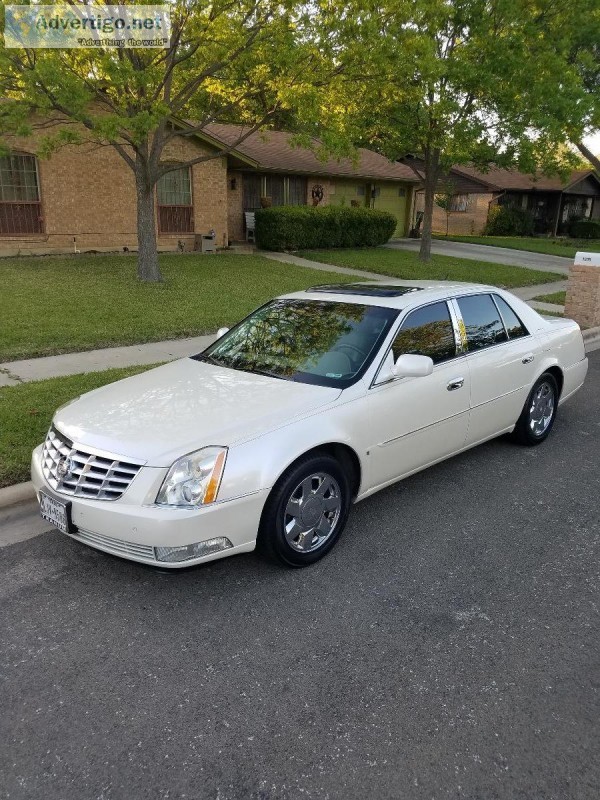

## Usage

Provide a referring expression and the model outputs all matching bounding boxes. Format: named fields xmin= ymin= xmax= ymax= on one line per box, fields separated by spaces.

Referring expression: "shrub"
xmin=484 ymin=205 xmax=535 ymax=236
xmin=255 ymin=205 xmax=397 ymax=251
xmin=568 ymin=218 xmax=600 ymax=239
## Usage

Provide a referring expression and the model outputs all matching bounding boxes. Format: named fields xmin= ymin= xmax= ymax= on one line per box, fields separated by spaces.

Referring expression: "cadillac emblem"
xmin=57 ymin=456 xmax=75 ymax=481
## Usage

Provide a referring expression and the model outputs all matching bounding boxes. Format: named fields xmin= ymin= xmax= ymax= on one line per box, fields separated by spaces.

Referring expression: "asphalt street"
xmin=2 ymin=352 xmax=599 ymax=800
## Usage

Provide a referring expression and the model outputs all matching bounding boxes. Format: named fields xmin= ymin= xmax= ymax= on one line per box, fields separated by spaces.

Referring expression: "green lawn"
xmin=532 ymin=290 xmax=566 ymax=305
xmin=433 ymin=235 xmax=600 ymax=259
xmin=0 ymin=365 xmax=156 ymax=488
xmin=540 ymin=310 xmax=565 ymax=319
xmin=0 ymin=253 xmax=357 ymax=361
xmin=298 ymin=248 xmax=564 ymax=288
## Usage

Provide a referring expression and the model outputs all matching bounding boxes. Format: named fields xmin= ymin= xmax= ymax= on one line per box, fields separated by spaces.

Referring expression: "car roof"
xmin=279 ymin=281 xmax=499 ymax=310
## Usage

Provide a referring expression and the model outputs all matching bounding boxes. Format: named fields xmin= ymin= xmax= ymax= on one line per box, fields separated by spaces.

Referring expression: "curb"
xmin=0 ymin=481 xmax=35 ymax=510
xmin=582 ymin=325 xmax=600 ymax=346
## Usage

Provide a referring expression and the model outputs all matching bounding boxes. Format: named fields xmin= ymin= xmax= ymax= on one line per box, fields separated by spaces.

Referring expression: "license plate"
xmin=39 ymin=491 xmax=73 ymax=534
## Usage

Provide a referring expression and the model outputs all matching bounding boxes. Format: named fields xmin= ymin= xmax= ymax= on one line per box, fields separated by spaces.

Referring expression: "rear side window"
xmin=392 ymin=301 xmax=456 ymax=364
xmin=456 ymin=294 xmax=508 ymax=352
xmin=493 ymin=295 xmax=528 ymax=339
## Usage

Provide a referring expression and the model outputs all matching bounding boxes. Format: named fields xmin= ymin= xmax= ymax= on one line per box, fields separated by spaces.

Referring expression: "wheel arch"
xmin=272 ymin=442 xmax=363 ymax=500
xmin=539 ymin=364 xmax=564 ymax=398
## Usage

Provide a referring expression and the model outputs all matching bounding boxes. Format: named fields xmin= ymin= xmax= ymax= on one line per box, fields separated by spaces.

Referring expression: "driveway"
xmin=387 ymin=238 xmax=572 ymax=274
xmin=1 ymin=351 xmax=599 ymax=800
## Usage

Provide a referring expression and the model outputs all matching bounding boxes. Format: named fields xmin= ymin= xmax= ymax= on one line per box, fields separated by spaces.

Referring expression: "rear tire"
xmin=257 ymin=454 xmax=351 ymax=567
xmin=512 ymin=372 xmax=558 ymax=446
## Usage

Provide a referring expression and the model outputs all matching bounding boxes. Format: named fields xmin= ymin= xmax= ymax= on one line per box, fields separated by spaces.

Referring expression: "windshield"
xmin=194 ymin=299 xmax=399 ymax=388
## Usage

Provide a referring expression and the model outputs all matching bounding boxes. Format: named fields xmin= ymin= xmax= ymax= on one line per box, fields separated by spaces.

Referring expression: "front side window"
xmin=0 ymin=153 xmax=43 ymax=235
xmin=493 ymin=295 xmax=528 ymax=339
xmin=457 ymin=294 xmax=508 ymax=352
xmin=391 ymin=302 xmax=457 ymax=364
xmin=157 ymin=166 xmax=193 ymax=233
xmin=195 ymin=299 xmax=399 ymax=388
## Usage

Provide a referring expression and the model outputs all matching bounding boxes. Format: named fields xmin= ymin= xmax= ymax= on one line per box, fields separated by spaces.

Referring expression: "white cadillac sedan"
xmin=32 ymin=282 xmax=588 ymax=568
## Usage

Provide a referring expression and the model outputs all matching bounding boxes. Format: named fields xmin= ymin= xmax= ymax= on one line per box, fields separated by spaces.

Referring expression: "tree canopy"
xmin=330 ymin=0 xmax=600 ymax=257
xmin=0 ymin=0 xmax=347 ymax=280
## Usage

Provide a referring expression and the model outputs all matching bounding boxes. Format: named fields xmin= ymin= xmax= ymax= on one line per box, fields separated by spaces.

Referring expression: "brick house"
xmin=0 ymin=119 xmax=419 ymax=256
xmin=403 ymin=157 xmax=600 ymax=237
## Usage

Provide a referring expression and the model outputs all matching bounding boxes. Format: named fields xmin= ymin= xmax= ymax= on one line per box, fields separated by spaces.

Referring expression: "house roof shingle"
xmin=450 ymin=164 xmax=599 ymax=192
xmin=203 ymin=123 xmax=419 ymax=183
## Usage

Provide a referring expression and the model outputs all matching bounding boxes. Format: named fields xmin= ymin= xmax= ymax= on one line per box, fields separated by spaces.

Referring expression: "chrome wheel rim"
xmin=529 ymin=381 xmax=555 ymax=437
xmin=283 ymin=472 xmax=342 ymax=553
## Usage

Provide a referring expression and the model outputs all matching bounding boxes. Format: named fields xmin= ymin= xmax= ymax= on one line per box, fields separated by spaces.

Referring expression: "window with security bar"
xmin=0 ymin=154 xmax=44 ymax=235
xmin=157 ymin=166 xmax=193 ymax=233
xmin=449 ymin=194 xmax=473 ymax=212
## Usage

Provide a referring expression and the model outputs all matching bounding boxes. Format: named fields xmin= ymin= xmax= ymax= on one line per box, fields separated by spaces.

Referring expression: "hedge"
xmin=255 ymin=205 xmax=398 ymax=251
xmin=568 ymin=218 xmax=600 ymax=239
xmin=484 ymin=205 xmax=534 ymax=236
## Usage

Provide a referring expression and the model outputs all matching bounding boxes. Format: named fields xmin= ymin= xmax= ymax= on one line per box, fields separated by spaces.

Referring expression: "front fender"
xmin=218 ymin=401 xmax=367 ymax=502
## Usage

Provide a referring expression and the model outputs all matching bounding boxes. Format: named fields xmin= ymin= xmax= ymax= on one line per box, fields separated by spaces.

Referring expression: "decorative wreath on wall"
xmin=311 ymin=184 xmax=325 ymax=204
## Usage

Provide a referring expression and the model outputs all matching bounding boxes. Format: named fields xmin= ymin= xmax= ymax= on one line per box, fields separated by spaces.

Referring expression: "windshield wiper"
xmin=197 ymin=354 xmax=225 ymax=367
xmin=247 ymin=367 xmax=288 ymax=380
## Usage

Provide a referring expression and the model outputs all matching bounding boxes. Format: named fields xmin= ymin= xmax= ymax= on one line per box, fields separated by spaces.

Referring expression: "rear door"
xmin=452 ymin=293 xmax=539 ymax=444
xmin=366 ymin=300 xmax=471 ymax=489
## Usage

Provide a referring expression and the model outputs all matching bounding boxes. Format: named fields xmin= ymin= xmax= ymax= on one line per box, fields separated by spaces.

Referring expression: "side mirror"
xmin=216 ymin=327 xmax=230 ymax=339
xmin=392 ymin=353 xmax=434 ymax=378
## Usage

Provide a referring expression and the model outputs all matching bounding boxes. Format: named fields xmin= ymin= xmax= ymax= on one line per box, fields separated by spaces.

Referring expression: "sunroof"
xmin=306 ymin=283 xmax=423 ymax=298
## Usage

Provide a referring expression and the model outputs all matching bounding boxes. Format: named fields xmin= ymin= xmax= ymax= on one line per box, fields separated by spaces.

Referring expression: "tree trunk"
xmin=575 ymin=141 xmax=600 ymax=173
xmin=134 ymin=160 xmax=162 ymax=283
xmin=419 ymin=148 xmax=440 ymax=262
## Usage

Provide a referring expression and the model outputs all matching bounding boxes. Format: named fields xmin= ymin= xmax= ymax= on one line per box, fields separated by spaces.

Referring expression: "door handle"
xmin=447 ymin=377 xmax=464 ymax=391
xmin=522 ymin=354 xmax=535 ymax=364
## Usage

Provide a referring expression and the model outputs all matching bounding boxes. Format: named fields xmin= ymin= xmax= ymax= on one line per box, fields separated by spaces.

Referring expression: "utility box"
xmin=195 ymin=233 xmax=216 ymax=254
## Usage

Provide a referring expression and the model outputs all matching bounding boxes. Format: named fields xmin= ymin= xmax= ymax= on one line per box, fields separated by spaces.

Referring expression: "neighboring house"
xmin=205 ymin=124 xmax=419 ymax=241
xmin=0 ymin=119 xmax=419 ymax=256
xmin=403 ymin=157 xmax=600 ymax=236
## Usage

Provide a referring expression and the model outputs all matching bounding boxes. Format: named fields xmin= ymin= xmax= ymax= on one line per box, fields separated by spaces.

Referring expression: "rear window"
xmin=493 ymin=295 xmax=529 ymax=339
xmin=456 ymin=294 xmax=508 ymax=352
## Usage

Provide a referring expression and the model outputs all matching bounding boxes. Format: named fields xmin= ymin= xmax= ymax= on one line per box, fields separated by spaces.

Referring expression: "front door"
xmin=365 ymin=301 xmax=471 ymax=490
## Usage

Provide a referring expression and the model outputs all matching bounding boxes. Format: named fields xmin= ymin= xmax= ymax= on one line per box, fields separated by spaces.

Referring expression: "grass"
xmin=298 ymin=247 xmax=564 ymax=288
xmin=540 ymin=310 xmax=565 ymax=319
xmin=0 ymin=365 xmax=157 ymax=488
xmin=432 ymin=235 xmax=600 ymax=259
xmin=532 ymin=290 xmax=566 ymax=305
xmin=0 ymin=253 xmax=358 ymax=361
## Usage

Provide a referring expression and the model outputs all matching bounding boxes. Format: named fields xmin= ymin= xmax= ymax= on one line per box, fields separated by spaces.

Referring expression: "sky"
xmin=584 ymin=132 xmax=600 ymax=157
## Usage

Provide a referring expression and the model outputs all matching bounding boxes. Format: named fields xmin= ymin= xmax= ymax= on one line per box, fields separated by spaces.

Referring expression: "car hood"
xmin=53 ymin=358 xmax=341 ymax=466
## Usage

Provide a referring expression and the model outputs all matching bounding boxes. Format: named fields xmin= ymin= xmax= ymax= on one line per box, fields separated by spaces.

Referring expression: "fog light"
xmin=154 ymin=537 xmax=233 ymax=563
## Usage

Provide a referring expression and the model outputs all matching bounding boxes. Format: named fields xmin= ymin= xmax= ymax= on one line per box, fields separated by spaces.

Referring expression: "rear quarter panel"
xmin=537 ymin=318 xmax=587 ymax=401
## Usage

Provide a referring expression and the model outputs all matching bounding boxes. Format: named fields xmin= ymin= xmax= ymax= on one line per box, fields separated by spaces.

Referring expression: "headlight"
xmin=156 ymin=447 xmax=227 ymax=508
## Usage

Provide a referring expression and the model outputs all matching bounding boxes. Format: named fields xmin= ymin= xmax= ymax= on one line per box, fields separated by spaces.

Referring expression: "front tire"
xmin=512 ymin=372 xmax=558 ymax=446
xmin=257 ymin=454 xmax=351 ymax=567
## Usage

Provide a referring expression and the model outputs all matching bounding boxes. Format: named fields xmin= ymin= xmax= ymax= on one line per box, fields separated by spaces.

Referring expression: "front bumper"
xmin=31 ymin=445 xmax=267 ymax=568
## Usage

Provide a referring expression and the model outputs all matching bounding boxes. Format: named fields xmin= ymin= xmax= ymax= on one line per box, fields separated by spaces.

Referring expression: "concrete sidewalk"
xmin=263 ymin=251 xmax=459 ymax=287
xmin=0 ymin=334 xmax=215 ymax=387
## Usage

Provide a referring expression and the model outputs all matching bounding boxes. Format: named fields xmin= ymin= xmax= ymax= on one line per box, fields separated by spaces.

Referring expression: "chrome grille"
xmin=42 ymin=427 xmax=143 ymax=501
xmin=72 ymin=529 xmax=156 ymax=560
